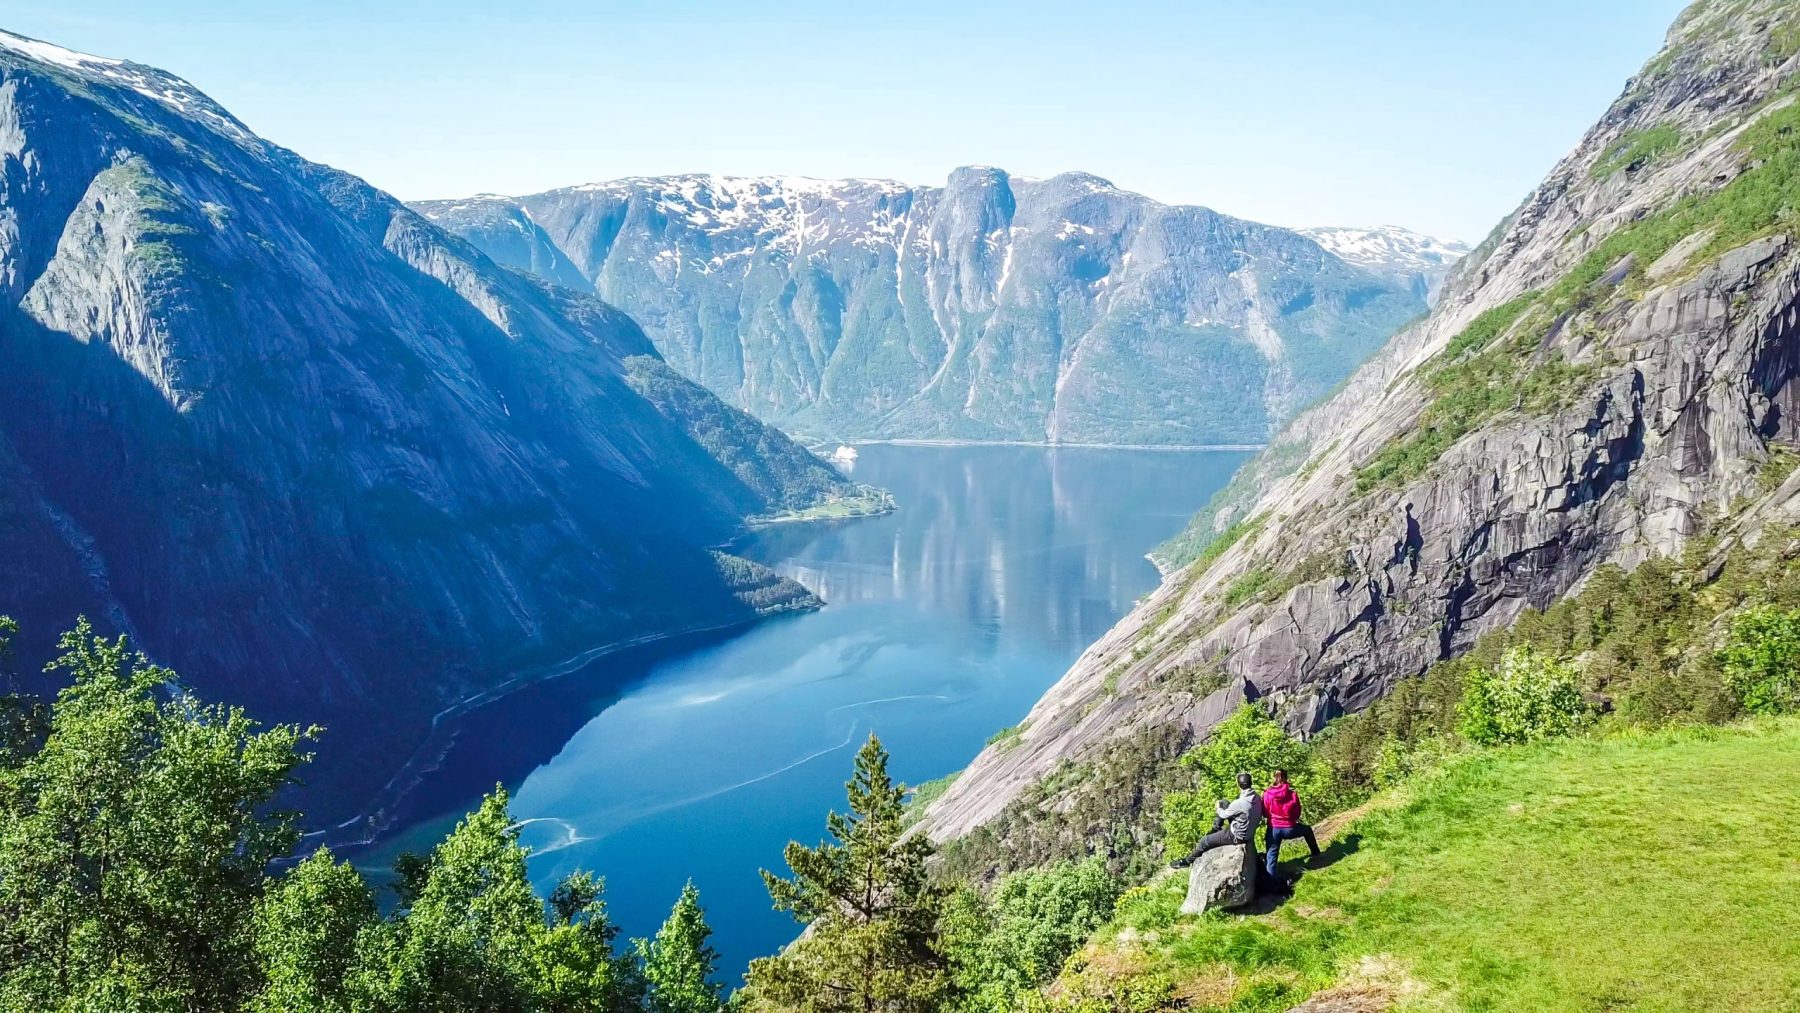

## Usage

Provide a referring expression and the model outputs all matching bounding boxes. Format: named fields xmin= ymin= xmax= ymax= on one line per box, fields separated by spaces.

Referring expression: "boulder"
xmin=1179 ymin=844 xmax=1258 ymax=915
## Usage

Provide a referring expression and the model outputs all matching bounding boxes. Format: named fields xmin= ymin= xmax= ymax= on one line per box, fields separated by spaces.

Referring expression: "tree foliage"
xmin=1161 ymin=705 xmax=1342 ymax=857
xmin=940 ymin=860 xmax=1120 ymax=1012
xmin=0 ymin=617 xmax=683 ymax=1013
xmin=1720 ymin=604 xmax=1800 ymax=716
xmin=638 ymin=882 xmax=722 ymax=1013
xmin=1457 ymin=646 xmax=1591 ymax=747
xmin=742 ymin=735 xmax=952 ymax=1012
xmin=0 ymin=618 xmax=313 ymax=1012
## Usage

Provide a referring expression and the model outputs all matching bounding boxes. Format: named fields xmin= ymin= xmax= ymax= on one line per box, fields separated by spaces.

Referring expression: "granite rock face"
xmin=921 ymin=0 xmax=1800 ymax=850
xmin=417 ymin=174 xmax=1446 ymax=445
xmin=0 ymin=30 xmax=856 ymax=826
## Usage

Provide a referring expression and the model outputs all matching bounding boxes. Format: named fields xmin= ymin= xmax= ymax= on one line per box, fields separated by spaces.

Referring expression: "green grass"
xmin=745 ymin=485 xmax=896 ymax=526
xmin=1590 ymin=124 xmax=1687 ymax=179
xmin=1358 ymin=94 xmax=1800 ymax=495
xmin=1077 ymin=720 xmax=1800 ymax=1011
xmin=987 ymin=724 xmax=1026 ymax=752
xmin=903 ymin=771 xmax=961 ymax=826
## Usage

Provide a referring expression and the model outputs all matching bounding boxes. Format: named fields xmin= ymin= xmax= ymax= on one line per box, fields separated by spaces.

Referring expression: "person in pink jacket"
xmin=1262 ymin=768 xmax=1322 ymax=877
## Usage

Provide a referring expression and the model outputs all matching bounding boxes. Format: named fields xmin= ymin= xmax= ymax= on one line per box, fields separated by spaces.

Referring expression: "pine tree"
xmin=639 ymin=881 xmax=724 ymax=1013
xmin=742 ymin=734 xmax=952 ymax=1012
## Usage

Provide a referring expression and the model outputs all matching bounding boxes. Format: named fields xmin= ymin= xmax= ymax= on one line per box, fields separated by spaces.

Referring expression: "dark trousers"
xmin=1264 ymin=822 xmax=1320 ymax=876
xmin=1178 ymin=817 xmax=1245 ymax=866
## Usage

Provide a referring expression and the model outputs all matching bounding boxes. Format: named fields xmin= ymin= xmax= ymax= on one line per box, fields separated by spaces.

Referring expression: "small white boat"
xmin=829 ymin=445 xmax=859 ymax=463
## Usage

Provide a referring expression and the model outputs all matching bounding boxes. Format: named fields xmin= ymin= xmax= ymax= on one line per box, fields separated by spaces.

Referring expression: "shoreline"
xmin=842 ymin=438 xmax=1266 ymax=452
xmin=312 ymin=606 xmax=813 ymax=853
xmin=315 ymin=494 xmax=899 ymax=852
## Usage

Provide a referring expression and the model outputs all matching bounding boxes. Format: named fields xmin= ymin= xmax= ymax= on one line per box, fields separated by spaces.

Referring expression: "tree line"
xmin=0 ymin=616 xmax=1122 ymax=1013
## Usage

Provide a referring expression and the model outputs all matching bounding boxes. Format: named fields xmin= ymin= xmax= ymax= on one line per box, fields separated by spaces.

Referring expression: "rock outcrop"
xmin=1179 ymin=845 xmax=1258 ymax=915
xmin=0 ymin=30 xmax=861 ymax=827
xmin=416 ymin=175 xmax=1449 ymax=445
xmin=921 ymin=0 xmax=1800 ymax=855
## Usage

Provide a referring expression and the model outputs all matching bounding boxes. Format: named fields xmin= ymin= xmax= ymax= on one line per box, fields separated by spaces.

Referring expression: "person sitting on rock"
xmin=1170 ymin=771 xmax=1264 ymax=868
xmin=1262 ymin=767 xmax=1323 ymax=876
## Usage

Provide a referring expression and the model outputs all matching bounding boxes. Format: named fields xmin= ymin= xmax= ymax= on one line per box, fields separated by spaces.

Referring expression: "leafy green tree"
xmin=351 ymin=788 xmax=636 ymax=1013
xmin=941 ymin=859 xmax=1120 ymax=1012
xmin=1720 ymin=604 xmax=1800 ymax=715
xmin=249 ymin=848 xmax=378 ymax=1013
xmin=1458 ymin=645 xmax=1590 ymax=746
xmin=0 ymin=615 xmax=46 ymax=765
xmin=0 ymin=618 xmax=314 ymax=1013
xmin=638 ymin=881 xmax=723 ymax=1013
xmin=1161 ymin=705 xmax=1340 ymax=856
xmin=743 ymin=734 xmax=952 ymax=1012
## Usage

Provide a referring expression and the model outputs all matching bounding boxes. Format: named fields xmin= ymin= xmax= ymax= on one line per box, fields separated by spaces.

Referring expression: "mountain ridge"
xmin=917 ymin=0 xmax=1800 ymax=857
xmin=0 ymin=27 xmax=864 ymax=827
xmin=416 ymin=171 xmax=1455 ymax=445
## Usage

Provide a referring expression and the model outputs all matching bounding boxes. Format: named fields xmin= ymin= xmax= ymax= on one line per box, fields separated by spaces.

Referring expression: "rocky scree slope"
xmin=0 ymin=30 xmax=859 ymax=827
xmin=919 ymin=0 xmax=1800 ymax=852
xmin=415 ymin=174 xmax=1449 ymax=445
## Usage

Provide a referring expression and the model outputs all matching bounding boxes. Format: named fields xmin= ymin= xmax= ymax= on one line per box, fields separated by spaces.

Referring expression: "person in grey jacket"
xmin=1170 ymin=771 xmax=1265 ymax=868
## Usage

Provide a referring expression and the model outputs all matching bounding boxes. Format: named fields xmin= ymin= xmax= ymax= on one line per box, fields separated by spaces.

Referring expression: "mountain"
xmin=1297 ymin=225 xmax=1469 ymax=303
xmin=415 ymin=175 xmax=1446 ymax=446
xmin=919 ymin=0 xmax=1800 ymax=856
xmin=0 ymin=29 xmax=870 ymax=827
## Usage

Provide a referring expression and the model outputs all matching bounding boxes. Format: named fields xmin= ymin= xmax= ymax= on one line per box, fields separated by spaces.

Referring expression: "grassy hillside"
xmin=1057 ymin=720 xmax=1800 ymax=1011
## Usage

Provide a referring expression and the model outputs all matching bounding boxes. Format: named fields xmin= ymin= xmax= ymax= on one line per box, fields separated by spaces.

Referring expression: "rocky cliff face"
xmin=921 ymin=0 xmax=1800 ymax=849
xmin=0 ymin=30 xmax=860 ymax=826
xmin=416 ymin=175 xmax=1448 ymax=445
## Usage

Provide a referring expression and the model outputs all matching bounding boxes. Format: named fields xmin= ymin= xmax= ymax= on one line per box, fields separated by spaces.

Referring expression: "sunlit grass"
xmin=1077 ymin=720 xmax=1800 ymax=1011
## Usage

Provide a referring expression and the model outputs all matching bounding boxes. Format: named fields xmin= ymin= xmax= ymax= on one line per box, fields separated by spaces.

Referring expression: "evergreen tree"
xmin=639 ymin=881 xmax=723 ymax=1013
xmin=350 ymin=787 xmax=637 ymax=1012
xmin=742 ymin=734 xmax=952 ymax=1012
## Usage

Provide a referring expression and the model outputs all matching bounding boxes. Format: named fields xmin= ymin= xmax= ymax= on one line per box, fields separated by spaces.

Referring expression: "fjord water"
xmin=356 ymin=444 xmax=1248 ymax=977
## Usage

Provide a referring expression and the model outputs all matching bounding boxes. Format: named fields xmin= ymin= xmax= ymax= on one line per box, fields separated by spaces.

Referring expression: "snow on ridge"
xmin=0 ymin=29 xmax=255 ymax=144
xmin=0 ymin=29 xmax=124 ymax=70
xmin=1299 ymin=224 xmax=1470 ymax=271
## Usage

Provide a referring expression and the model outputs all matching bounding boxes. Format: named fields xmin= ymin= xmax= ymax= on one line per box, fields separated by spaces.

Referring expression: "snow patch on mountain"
xmin=0 ymin=29 xmax=256 ymax=143
xmin=1299 ymin=225 xmax=1470 ymax=302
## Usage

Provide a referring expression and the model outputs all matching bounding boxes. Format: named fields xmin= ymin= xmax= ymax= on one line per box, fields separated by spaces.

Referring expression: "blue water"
xmin=351 ymin=443 xmax=1248 ymax=981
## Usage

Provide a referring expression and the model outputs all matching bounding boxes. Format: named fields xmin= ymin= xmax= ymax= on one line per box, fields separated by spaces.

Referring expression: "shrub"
xmin=1162 ymin=706 xmax=1344 ymax=855
xmin=943 ymin=860 xmax=1123 ymax=1011
xmin=1719 ymin=604 xmax=1800 ymax=715
xmin=1457 ymin=646 xmax=1591 ymax=746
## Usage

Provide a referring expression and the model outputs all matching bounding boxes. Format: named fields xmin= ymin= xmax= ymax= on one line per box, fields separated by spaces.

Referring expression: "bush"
xmin=943 ymin=860 xmax=1122 ymax=1013
xmin=1161 ymin=706 xmax=1344 ymax=855
xmin=1371 ymin=734 xmax=1463 ymax=789
xmin=1457 ymin=646 xmax=1591 ymax=746
xmin=1719 ymin=604 xmax=1800 ymax=715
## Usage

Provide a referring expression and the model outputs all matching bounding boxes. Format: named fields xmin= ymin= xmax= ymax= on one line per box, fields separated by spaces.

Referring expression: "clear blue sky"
xmin=3 ymin=0 xmax=1689 ymax=241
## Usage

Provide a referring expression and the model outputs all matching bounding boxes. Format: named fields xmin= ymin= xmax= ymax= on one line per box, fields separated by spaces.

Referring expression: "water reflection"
xmin=351 ymin=444 xmax=1248 ymax=980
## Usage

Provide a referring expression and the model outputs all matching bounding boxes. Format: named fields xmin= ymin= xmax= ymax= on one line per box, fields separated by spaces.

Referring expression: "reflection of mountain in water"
xmin=739 ymin=446 xmax=1242 ymax=658
xmin=356 ymin=443 xmax=1247 ymax=981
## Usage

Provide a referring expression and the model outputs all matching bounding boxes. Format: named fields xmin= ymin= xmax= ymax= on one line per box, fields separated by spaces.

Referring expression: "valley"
xmin=344 ymin=443 xmax=1249 ymax=979
xmin=4 ymin=0 xmax=1799 ymax=1010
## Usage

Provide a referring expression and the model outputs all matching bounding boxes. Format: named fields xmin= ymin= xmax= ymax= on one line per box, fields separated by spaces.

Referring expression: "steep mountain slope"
xmin=416 ymin=175 xmax=1444 ymax=445
xmin=920 ymin=0 xmax=1800 ymax=853
xmin=0 ymin=30 xmax=862 ymax=827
